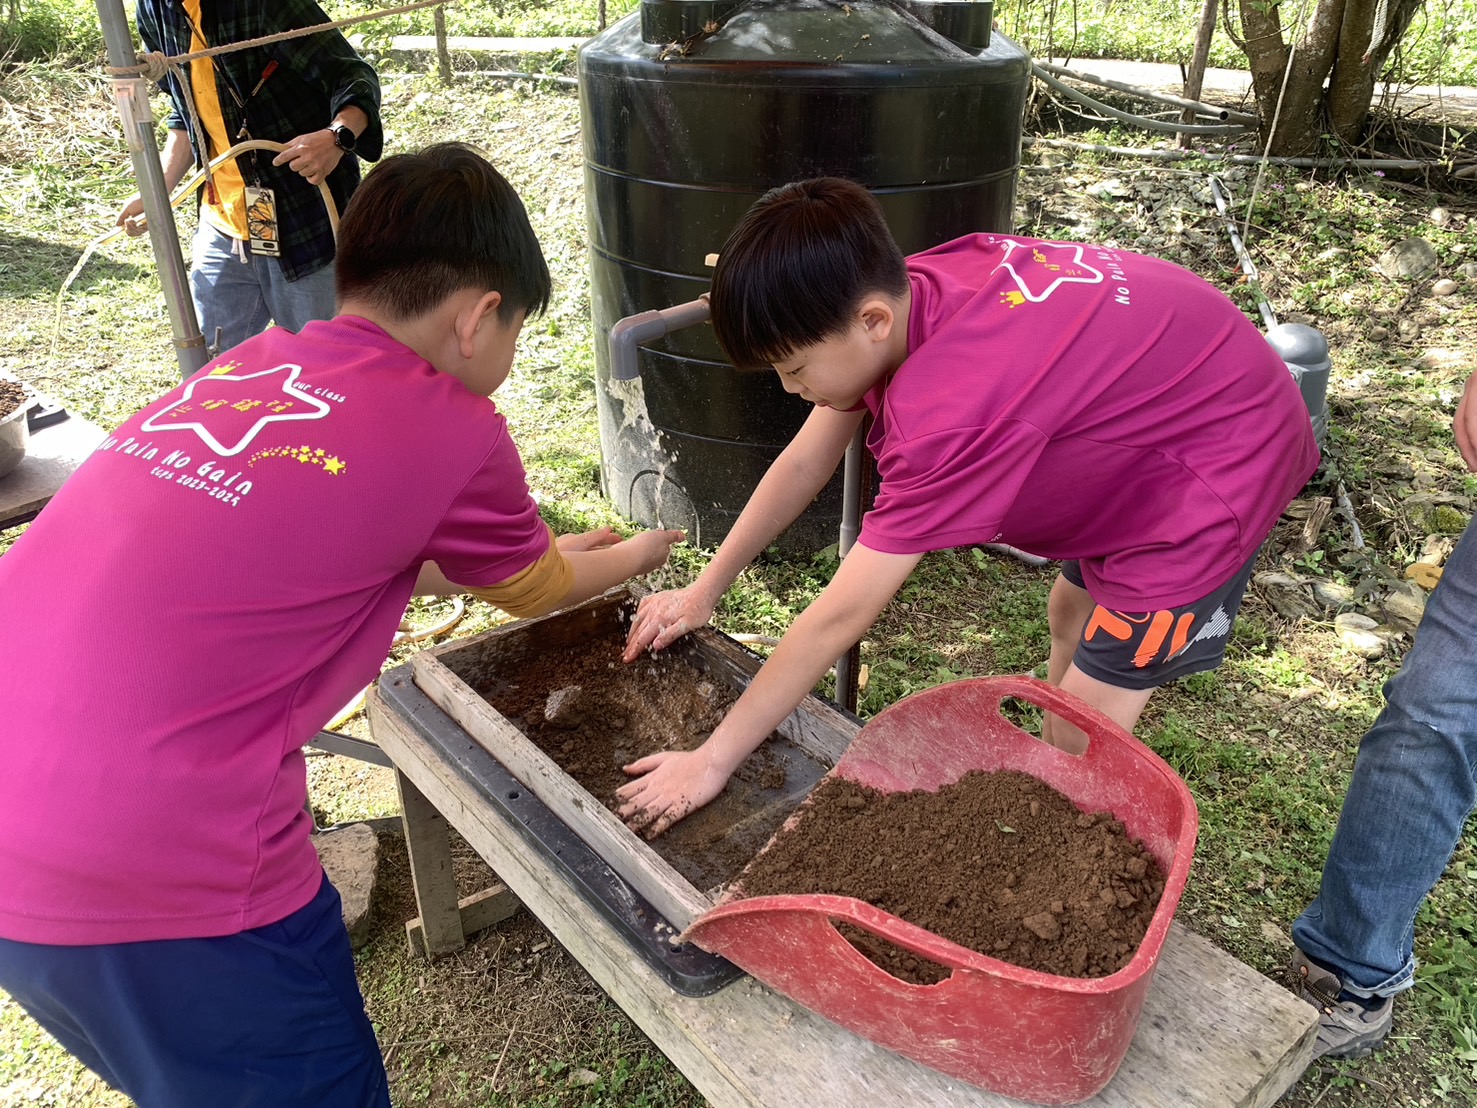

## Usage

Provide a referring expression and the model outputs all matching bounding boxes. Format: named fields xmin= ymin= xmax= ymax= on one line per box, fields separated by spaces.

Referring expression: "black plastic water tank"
xmin=580 ymin=0 xmax=1030 ymax=550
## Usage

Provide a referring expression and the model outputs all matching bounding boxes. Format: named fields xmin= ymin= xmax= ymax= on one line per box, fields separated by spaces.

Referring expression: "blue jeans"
xmin=0 ymin=872 xmax=390 ymax=1108
xmin=1292 ymin=516 xmax=1477 ymax=998
xmin=190 ymin=222 xmax=337 ymax=357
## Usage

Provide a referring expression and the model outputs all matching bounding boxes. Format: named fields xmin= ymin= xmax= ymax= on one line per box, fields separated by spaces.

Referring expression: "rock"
xmin=1397 ymin=317 xmax=1422 ymax=341
xmin=1337 ymin=626 xmax=1388 ymax=658
xmin=567 ymin=1068 xmax=600 ymax=1087
xmin=1429 ymin=207 xmax=1452 ymax=227
xmin=1311 ymin=580 xmax=1354 ymax=609
xmin=1260 ymin=920 xmax=1295 ymax=949
xmin=1334 ymin=612 xmax=1379 ymax=632
xmin=1433 ymin=278 xmax=1459 ymax=297
xmin=1369 ymin=325 xmax=1389 ymax=340
xmin=1405 ymin=562 xmax=1444 ymax=590
xmin=1428 ymin=504 xmax=1469 ymax=534
xmin=1376 ymin=237 xmax=1438 ymax=280
xmin=1022 ymin=911 xmax=1062 ymax=942
xmin=1460 ymin=262 xmax=1477 ymax=280
xmin=1414 ymin=348 xmax=1466 ymax=370
xmin=544 ymin=685 xmax=585 ymax=728
xmin=313 ymin=823 xmax=379 ymax=950
xmin=1381 ymin=581 xmax=1427 ymax=635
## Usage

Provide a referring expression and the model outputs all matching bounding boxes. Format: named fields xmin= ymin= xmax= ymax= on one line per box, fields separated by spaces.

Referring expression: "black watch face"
xmin=335 ymin=126 xmax=356 ymax=152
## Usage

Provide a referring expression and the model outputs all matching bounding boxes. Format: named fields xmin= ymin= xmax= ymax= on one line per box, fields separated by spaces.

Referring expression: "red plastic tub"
xmin=682 ymin=676 xmax=1198 ymax=1105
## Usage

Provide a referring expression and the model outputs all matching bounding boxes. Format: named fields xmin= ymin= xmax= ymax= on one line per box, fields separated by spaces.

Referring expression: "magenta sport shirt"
xmin=857 ymin=234 xmax=1321 ymax=610
xmin=0 ymin=317 xmax=550 ymax=945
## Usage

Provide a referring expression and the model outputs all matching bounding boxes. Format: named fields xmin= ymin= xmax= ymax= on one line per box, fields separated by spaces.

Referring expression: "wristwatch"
xmin=329 ymin=122 xmax=357 ymax=153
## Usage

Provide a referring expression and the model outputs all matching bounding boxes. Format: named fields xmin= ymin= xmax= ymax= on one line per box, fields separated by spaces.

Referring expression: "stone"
xmin=1460 ymin=262 xmax=1477 ymax=280
xmin=1311 ymin=580 xmax=1355 ymax=609
xmin=544 ymin=685 xmax=585 ymax=728
xmin=1337 ymin=626 xmax=1388 ymax=658
xmin=1433 ymin=278 xmax=1459 ymax=297
xmin=314 ymin=823 xmax=379 ymax=950
xmin=1376 ymin=237 xmax=1438 ymax=280
xmin=1381 ymin=581 xmax=1428 ymax=635
xmin=1414 ymin=348 xmax=1466 ymax=370
xmin=1334 ymin=612 xmax=1379 ymax=632
xmin=1429 ymin=207 xmax=1451 ymax=227
xmin=567 ymin=1068 xmax=600 ymax=1087
xmin=1369 ymin=325 xmax=1390 ymax=340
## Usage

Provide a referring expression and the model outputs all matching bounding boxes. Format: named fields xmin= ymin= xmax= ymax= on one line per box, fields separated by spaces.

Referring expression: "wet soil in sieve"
xmin=734 ymin=771 xmax=1168 ymax=984
xmin=478 ymin=629 xmax=815 ymax=893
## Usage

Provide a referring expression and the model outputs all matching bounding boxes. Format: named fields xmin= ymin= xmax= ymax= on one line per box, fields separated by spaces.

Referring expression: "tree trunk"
xmin=1327 ymin=0 xmax=1426 ymax=141
xmin=1240 ymin=0 xmax=1429 ymax=156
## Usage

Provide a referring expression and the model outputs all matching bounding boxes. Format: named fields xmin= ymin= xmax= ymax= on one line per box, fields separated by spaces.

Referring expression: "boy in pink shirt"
xmin=0 ymin=144 xmax=682 ymax=1106
xmin=617 ymin=176 xmax=1317 ymax=837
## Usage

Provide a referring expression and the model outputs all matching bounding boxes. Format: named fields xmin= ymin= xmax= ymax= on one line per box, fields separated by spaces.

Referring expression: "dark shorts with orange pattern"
xmin=1059 ymin=552 xmax=1259 ymax=692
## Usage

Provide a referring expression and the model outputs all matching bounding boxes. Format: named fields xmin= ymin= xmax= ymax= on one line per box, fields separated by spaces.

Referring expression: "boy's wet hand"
xmin=616 ymin=749 xmax=727 ymax=839
xmin=623 ymin=586 xmax=713 ymax=661
xmin=556 ymin=526 xmax=622 ymax=553
xmin=626 ymin=528 xmax=685 ymax=576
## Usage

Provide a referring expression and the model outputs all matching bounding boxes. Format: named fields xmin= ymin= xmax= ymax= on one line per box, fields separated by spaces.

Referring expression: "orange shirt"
xmin=184 ymin=0 xmax=248 ymax=239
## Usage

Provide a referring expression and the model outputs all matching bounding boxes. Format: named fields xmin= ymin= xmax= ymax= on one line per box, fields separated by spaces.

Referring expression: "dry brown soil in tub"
xmin=734 ymin=771 xmax=1168 ymax=984
xmin=481 ymin=628 xmax=805 ymax=892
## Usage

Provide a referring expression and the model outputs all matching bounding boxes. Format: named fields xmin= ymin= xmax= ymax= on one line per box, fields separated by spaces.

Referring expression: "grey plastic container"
xmin=1265 ymin=322 xmax=1331 ymax=446
xmin=0 ymin=394 xmax=29 ymax=480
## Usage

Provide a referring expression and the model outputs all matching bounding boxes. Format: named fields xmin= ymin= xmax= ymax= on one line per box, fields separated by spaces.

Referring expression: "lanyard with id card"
xmin=245 ymin=187 xmax=281 ymax=256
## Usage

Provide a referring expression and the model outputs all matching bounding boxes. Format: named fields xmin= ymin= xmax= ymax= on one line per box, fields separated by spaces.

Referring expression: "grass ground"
xmin=3 ymin=20 xmax=1477 ymax=1108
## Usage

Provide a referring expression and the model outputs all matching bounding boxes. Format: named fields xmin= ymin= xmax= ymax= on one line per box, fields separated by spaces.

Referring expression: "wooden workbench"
xmin=0 ymin=409 xmax=106 ymax=530
xmin=367 ymin=673 xmax=1319 ymax=1108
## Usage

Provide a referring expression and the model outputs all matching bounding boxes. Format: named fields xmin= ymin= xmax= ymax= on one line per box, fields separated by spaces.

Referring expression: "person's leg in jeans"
xmin=189 ymin=223 xmax=271 ymax=357
xmin=1291 ymin=515 xmax=1477 ymax=1052
xmin=260 ymin=257 xmax=338 ymax=335
xmin=0 ymin=873 xmax=389 ymax=1108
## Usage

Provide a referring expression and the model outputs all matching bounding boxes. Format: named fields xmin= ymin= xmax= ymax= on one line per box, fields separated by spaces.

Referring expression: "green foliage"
xmin=1 ymin=0 xmax=103 ymax=63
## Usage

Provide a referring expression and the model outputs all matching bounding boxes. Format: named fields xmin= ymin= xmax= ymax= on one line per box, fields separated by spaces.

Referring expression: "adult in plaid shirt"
xmin=118 ymin=0 xmax=383 ymax=356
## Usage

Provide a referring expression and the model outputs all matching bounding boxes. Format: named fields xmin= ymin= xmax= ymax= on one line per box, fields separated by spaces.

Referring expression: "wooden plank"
xmin=368 ymin=687 xmax=1319 ymax=1108
xmin=406 ymin=885 xmax=521 ymax=957
xmin=412 ymin=649 xmax=713 ymax=931
xmin=394 ymin=767 xmax=466 ymax=957
xmin=672 ymin=632 xmax=855 ymax=766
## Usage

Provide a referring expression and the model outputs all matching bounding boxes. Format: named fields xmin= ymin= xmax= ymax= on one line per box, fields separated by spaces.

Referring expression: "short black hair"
xmin=335 ymin=142 xmax=551 ymax=322
xmin=710 ymin=177 xmax=908 ymax=369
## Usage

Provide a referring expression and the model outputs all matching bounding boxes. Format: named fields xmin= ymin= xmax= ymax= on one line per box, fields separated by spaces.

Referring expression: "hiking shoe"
xmin=1289 ymin=948 xmax=1394 ymax=1060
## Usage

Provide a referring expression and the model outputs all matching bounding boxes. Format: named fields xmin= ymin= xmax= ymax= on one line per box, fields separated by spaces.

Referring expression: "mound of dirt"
xmin=734 ymin=770 xmax=1167 ymax=983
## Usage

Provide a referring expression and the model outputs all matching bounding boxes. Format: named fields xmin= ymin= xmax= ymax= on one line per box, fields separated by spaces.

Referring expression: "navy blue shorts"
xmin=0 ymin=872 xmax=389 ymax=1108
xmin=1060 ymin=553 xmax=1258 ymax=691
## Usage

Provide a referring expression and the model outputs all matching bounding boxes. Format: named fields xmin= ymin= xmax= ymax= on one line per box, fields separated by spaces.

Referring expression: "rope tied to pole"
xmin=103 ymin=0 xmax=452 ymax=76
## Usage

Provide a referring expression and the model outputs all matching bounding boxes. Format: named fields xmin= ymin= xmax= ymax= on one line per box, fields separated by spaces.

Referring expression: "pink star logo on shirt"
xmin=995 ymin=239 xmax=1105 ymax=303
xmin=141 ymin=363 xmax=332 ymax=457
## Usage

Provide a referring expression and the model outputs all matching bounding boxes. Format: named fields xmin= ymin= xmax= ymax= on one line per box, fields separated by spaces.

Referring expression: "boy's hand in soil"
xmin=617 ymin=746 xmax=734 ymax=838
xmin=622 ymin=585 xmax=718 ymax=661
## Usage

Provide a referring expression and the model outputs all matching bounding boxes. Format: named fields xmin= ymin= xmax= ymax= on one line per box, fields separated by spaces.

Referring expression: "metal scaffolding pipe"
xmin=95 ymin=0 xmax=209 ymax=380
